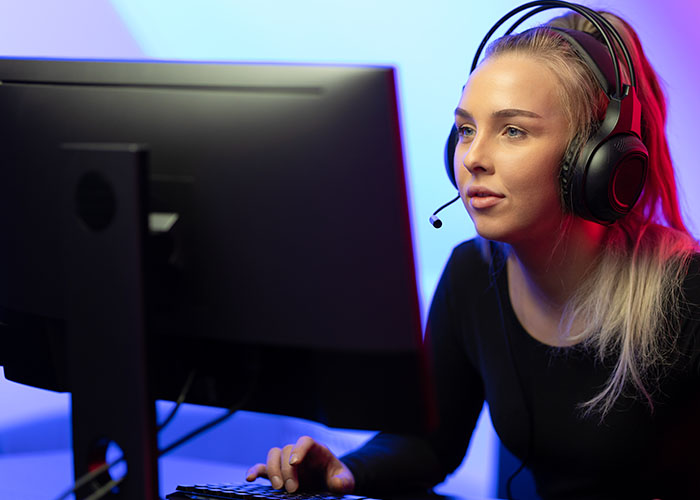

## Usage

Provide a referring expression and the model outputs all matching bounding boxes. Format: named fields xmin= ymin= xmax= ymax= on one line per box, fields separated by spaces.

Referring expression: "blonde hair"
xmin=485 ymin=12 xmax=698 ymax=416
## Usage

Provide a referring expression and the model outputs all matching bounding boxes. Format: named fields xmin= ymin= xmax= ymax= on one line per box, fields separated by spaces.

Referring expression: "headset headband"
xmin=470 ymin=1 xmax=637 ymax=99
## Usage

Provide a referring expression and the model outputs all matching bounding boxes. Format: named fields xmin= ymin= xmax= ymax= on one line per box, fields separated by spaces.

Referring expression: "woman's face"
xmin=454 ymin=53 xmax=571 ymax=246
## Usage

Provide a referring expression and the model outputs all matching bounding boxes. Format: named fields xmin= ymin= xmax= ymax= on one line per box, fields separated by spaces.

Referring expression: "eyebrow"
xmin=454 ymin=107 xmax=543 ymax=120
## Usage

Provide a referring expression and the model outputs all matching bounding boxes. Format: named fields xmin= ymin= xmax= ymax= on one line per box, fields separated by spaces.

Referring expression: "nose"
xmin=456 ymin=132 xmax=493 ymax=176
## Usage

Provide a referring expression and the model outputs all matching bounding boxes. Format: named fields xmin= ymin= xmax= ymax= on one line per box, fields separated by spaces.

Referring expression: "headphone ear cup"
xmin=559 ymin=136 xmax=580 ymax=213
xmin=444 ymin=125 xmax=459 ymax=189
xmin=570 ymin=133 xmax=648 ymax=223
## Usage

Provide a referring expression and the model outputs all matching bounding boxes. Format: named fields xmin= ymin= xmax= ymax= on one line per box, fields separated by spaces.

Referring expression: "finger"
xmin=246 ymin=463 xmax=267 ymax=482
xmin=280 ymin=444 xmax=299 ymax=492
xmin=266 ymin=447 xmax=284 ymax=490
xmin=289 ymin=435 xmax=317 ymax=466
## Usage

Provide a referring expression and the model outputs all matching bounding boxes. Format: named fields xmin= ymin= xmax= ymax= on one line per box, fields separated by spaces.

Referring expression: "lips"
xmin=467 ymin=185 xmax=505 ymax=209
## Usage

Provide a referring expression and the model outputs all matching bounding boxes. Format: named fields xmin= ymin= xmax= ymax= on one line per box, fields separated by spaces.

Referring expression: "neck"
xmin=507 ymin=217 xmax=607 ymax=309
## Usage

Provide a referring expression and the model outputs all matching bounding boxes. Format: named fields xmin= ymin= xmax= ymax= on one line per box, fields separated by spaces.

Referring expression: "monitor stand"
xmin=62 ymin=143 xmax=158 ymax=499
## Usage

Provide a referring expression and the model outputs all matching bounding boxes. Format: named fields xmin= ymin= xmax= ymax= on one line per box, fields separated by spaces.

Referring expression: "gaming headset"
xmin=430 ymin=0 xmax=648 ymax=228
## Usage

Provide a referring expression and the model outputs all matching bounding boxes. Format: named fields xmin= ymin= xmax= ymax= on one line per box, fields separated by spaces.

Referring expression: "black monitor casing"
xmin=0 ymin=58 xmax=434 ymax=499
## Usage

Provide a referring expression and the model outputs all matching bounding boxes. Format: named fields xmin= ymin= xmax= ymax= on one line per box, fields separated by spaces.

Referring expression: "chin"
xmin=466 ymin=206 xmax=511 ymax=242
xmin=469 ymin=206 xmax=566 ymax=246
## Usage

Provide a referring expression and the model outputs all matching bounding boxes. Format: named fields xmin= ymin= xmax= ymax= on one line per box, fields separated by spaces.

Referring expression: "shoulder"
xmin=680 ymin=252 xmax=700 ymax=319
xmin=679 ymin=251 xmax=700 ymax=316
xmin=677 ymin=252 xmax=700 ymax=371
xmin=683 ymin=252 xmax=700 ymax=295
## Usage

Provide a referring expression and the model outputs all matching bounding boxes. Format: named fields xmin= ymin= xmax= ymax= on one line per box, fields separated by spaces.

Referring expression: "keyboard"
xmin=166 ymin=481 xmax=379 ymax=500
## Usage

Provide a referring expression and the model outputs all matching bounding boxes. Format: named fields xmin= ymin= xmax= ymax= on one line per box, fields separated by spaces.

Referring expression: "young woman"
xmin=246 ymin=7 xmax=700 ymax=499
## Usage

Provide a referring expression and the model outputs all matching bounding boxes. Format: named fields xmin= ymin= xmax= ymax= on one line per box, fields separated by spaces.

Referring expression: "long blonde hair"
xmin=486 ymin=11 xmax=698 ymax=416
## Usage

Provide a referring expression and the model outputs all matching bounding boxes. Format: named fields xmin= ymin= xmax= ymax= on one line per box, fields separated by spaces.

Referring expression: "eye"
xmin=457 ymin=124 xmax=475 ymax=140
xmin=505 ymin=126 xmax=526 ymax=139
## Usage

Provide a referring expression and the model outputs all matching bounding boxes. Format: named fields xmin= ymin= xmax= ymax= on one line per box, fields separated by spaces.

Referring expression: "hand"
xmin=246 ymin=436 xmax=355 ymax=494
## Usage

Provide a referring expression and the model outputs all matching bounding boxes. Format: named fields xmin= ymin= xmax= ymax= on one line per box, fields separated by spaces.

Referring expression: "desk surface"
xmin=0 ymin=450 xmax=501 ymax=500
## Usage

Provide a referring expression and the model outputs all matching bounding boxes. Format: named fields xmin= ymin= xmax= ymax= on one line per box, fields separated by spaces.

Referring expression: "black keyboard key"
xmin=169 ymin=481 xmax=377 ymax=500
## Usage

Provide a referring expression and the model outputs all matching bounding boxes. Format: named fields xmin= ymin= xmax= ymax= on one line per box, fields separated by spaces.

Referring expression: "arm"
xmin=341 ymin=246 xmax=487 ymax=494
xmin=247 ymin=243 xmax=487 ymax=495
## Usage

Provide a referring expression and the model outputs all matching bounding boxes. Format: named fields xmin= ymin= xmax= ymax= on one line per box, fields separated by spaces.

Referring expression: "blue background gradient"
xmin=0 ymin=1 xmax=697 ymax=498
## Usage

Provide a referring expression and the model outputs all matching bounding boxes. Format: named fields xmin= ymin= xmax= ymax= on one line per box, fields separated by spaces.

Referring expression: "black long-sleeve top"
xmin=342 ymin=239 xmax=700 ymax=500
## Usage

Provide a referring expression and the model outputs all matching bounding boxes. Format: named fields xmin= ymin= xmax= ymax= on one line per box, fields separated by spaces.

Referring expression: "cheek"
xmin=454 ymin=162 xmax=470 ymax=188
xmin=507 ymin=158 xmax=562 ymax=214
xmin=453 ymin=147 xmax=471 ymax=188
xmin=453 ymin=150 xmax=460 ymax=183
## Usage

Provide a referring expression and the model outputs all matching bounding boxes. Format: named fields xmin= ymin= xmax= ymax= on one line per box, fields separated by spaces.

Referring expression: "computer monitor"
xmin=0 ymin=57 xmax=434 ymax=499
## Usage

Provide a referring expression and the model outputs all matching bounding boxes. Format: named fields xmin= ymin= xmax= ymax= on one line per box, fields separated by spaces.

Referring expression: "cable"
xmin=83 ymin=478 xmax=123 ymax=500
xmin=52 ymin=457 xmax=125 ymax=500
xmin=157 ymin=366 xmax=258 ymax=459
xmin=158 ymin=370 xmax=197 ymax=432
xmin=66 ymin=375 xmax=256 ymax=500
xmin=86 ymin=399 xmax=250 ymax=500
xmin=158 ymin=402 xmax=243 ymax=457
xmin=53 ymin=369 xmax=197 ymax=500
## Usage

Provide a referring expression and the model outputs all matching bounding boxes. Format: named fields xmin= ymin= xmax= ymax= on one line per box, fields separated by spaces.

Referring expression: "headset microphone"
xmin=429 ymin=195 xmax=461 ymax=228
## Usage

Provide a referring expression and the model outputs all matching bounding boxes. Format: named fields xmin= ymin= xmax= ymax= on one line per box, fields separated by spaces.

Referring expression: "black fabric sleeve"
xmin=341 ymin=244 xmax=486 ymax=494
